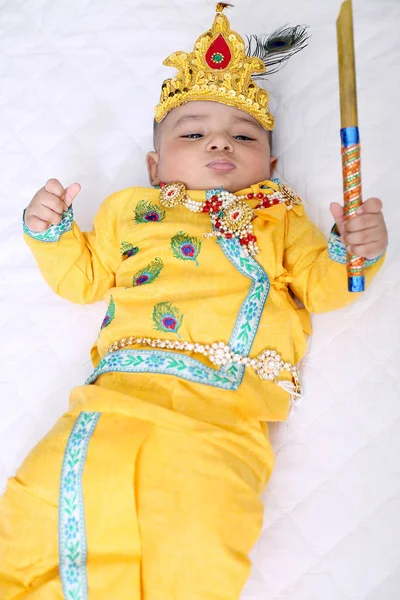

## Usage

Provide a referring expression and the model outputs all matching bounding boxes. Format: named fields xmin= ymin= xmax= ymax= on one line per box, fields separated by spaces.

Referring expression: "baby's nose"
xmin=210 ymin=143 xmax=231 ymax=150
xmin=208 ymin=137 xmax=233 ymax=151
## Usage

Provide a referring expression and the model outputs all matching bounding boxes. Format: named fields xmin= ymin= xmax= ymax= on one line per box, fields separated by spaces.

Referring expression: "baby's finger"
xmin=329 ymin=202 xmax=346 ymax=236
xmin=63 ymin=183 xmax=81 ymax=208
xmin=344 ymin=213 xmax=381 ymax=233
xmin=42 ymin=179 xmax=68 ymax=211
xmin=360 ymin=197 xmax=383 ymax=214
xmin=44 ymin=178 xmax=65 ymax=198
xmin=344 ymin=227 xmax=380 ymax=247
xmin=40 ymin=194 xmax=67 ymax=215
xmin=346 ymin=241 xmax=384 ymax=260
xmin=35 ymin=205 xmax=63 ymax=226
xmin=25 ymin=214 xmax=52 ymax=233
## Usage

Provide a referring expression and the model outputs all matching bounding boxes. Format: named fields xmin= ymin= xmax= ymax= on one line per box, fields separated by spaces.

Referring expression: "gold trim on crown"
xmin=154 ymin=3 xmax=274 ymax=130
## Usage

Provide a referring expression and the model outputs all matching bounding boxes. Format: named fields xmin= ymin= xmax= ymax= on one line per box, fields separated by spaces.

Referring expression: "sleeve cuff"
xmin=327 ymin=225 xmax=385 ymax=267
xmin=23 ymin=206 xmax=74 ymax=242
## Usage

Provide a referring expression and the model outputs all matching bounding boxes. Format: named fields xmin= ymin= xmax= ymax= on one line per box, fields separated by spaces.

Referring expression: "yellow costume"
xmin=0 ymin=179 xmax=385 ymax=598
xmin=0 ymin=5 xmax=386 ymax=599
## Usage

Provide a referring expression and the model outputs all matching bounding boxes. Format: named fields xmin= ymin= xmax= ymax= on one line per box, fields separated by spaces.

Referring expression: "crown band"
xmin=154 ymin=4 xmax=275 ymax=130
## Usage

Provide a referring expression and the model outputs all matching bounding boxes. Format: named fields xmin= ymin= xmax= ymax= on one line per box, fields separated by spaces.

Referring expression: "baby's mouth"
xmin=207 ymin=160 xmax=236 ymax=172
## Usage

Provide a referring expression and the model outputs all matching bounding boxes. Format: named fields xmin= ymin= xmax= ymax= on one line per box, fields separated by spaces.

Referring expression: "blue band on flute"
xmin=348 ymin=276 xmax=365 ymax=293
xmin=341 ymin=126 xmax=360 ymax=148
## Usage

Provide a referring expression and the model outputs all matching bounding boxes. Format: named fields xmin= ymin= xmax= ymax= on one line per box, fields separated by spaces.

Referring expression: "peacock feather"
xmin=134 ymin=199 xmax=166 ymax=224
xmin=152 ymin=301 xmax=183 ymax=337
xmin=132 ymin=258 xmax=164 ymax=287
xmin=170 ymin=231 xmax=202 ymax=266
xmin=120 ymin=241 xmax=139 ymax=258
xmin=101 ymin=296 xmax=115 ymax=329
xmin=246 ymin=25 xmax=310 ymax=77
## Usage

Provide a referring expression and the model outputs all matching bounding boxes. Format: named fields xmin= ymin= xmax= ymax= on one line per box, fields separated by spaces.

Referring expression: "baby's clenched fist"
xmin=24 ymin=179 xmax=81 ymax=233
xmin=330 ymin=197 xmax=388 ymax=260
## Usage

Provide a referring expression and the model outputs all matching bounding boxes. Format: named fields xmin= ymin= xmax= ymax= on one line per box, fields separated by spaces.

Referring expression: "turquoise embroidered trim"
xmin=216 ymin=237 xmax=269 ymax=381
xmin=365 ymin=255 xmax=383 ymax=267
xmin=22 ymin=206 xmax=73 ymax=242
xmin=59 ymin=412 xmax=101 ymax=600
xmin=328 ymin=226 xmax=384 ymax=267
xmin=261 ymin=177 xmax=280 ymax=189
xmin=86 ymin=188 xmax=270 ymax=389
xmin=206 ymin=189 xmax=270 ymax=382
xmin=328 ymin=227 xmax=347 ymax=264
xmin=85 ymin=349 xmax=237 ymax=389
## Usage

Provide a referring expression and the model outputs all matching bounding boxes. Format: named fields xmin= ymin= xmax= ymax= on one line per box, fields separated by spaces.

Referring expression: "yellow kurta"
xmin=0 ymin=178 xmax=385 ymax=599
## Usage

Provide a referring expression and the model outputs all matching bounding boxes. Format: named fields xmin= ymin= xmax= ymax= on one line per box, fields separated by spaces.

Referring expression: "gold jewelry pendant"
xmin=159 ymin=182 xmax=187 ymax=208
xmin=221 ymin=200 xmax=253 ymax=232
xmin=280 ymin=183 xmax=302 ymax=208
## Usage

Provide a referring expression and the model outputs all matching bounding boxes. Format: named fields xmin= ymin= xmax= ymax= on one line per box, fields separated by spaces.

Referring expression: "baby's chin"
xmin=164 ymin=172 xmax=269 ymax=193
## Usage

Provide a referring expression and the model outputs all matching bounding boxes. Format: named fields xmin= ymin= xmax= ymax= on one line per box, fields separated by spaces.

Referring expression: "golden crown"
xmin=154 ymin=3 xmax=275 ymax=130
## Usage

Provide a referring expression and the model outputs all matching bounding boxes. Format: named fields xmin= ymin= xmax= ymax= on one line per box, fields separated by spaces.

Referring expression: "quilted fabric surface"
xmin=0 ymin=0 xmax=399 ymax=598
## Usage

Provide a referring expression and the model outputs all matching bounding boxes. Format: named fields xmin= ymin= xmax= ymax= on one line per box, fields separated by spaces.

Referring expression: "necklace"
xmin=159 ymin=181 xmax=301 ymax=257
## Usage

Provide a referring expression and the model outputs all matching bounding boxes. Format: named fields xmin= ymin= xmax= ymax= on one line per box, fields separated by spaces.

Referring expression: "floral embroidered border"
xmin=85 ymin=349 xmax=238 ymax=389
xmin=205 ymin=188 xmax=270 ymax=381
xmin=23 ymin=206 xmax=73 ymax=242
xmin=328 ymin=226 xmax=383 ymax=267
xmin=59 ymin=411 xmax=101 ymax=600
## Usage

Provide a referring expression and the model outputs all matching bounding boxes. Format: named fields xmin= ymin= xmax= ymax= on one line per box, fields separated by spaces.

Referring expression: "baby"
xmin=0 ymin=4 xmax=388 ymax=600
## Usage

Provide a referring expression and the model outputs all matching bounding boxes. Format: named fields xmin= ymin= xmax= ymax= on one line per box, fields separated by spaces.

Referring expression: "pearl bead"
xmin=105 ymin=334 xmax=299 ymax=393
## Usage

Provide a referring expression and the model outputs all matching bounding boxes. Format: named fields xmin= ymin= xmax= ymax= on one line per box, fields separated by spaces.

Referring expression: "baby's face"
xmin=147 ymin=101 xmax=276 ymax=193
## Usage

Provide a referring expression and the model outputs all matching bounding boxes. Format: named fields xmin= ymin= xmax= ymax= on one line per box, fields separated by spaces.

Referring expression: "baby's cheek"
xmin=160 ymin=149 xmax=195 ymax=180
xmin=251 ymin=154 xmax=272 ymax=180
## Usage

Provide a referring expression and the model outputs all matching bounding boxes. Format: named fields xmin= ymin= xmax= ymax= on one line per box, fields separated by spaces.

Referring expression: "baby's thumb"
xmin=63 ymin=183 xmax=81 ymax=208
xmin=329 ymin=202 xmax=345 ymax=236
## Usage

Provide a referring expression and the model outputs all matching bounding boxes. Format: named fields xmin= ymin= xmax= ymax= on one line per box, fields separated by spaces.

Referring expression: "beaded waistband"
xmin=106 ymin=335 xmax=302 ymax=398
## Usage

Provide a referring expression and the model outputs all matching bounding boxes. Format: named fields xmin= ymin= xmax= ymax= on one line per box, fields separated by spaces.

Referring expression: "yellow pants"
xmin=0 ymin=373 xmax=275 ymax=599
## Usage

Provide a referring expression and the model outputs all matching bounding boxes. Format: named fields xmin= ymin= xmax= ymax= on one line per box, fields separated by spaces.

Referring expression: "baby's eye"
xmin=182 ymin=133 xmax=203 ymax=139
xmin=234 ymin=135 xmax=254 ymax=141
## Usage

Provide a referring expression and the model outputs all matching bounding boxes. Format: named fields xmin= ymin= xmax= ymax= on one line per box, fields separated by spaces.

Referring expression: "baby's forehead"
xmin=162 ymin=101 xmax=265 ymax=129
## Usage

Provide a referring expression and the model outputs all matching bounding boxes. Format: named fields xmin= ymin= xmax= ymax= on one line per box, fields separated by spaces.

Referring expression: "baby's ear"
xmin=270 ymin=155 xmax=278 ymax=178
xmin=146 ymin=151 xmax=160 ymax=186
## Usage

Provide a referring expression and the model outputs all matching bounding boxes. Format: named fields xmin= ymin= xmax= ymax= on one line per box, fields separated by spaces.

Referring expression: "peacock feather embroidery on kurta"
xmin=170 ymin=231 xmax=202 ymax=266
xmin=132 ymin=258 xmax=164 ymax=286
xmin=101 ymin=296 xmax=115 ymax=329
xmin=120 ymin=241 xmax=139 ymax=258
xmin=134 ymin=200 xmax=166 ymax=223
xmin=152 ymin=302 xmax=183 ymax=337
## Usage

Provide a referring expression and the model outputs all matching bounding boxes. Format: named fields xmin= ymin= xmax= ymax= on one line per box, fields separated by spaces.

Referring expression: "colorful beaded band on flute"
xmin=106 ymin=335 xmax=301 ymax=394
xmin=341 ymin=126 xmax=365 ymax=292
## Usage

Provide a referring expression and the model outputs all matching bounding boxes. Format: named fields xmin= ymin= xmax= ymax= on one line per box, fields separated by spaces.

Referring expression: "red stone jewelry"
xmin=158 ymin=181 xmax=300 ymax=257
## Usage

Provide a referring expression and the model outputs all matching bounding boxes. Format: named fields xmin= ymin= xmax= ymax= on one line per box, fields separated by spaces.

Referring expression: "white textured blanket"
xmin=0 ymin=0 xmax=399 ymax=597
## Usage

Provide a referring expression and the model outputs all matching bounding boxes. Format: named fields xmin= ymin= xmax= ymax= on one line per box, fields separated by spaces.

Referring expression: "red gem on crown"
xmin=205 ymin=35 xmax=232 ymax=70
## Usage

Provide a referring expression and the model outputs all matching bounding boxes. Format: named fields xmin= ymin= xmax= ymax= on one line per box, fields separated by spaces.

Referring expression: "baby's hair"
xmin=153 ymin=118 xmax=272 ymax=151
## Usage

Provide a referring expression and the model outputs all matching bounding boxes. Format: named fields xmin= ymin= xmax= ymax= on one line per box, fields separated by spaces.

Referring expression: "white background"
xmin=0 ymin=0 xmax=399 ymax=597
